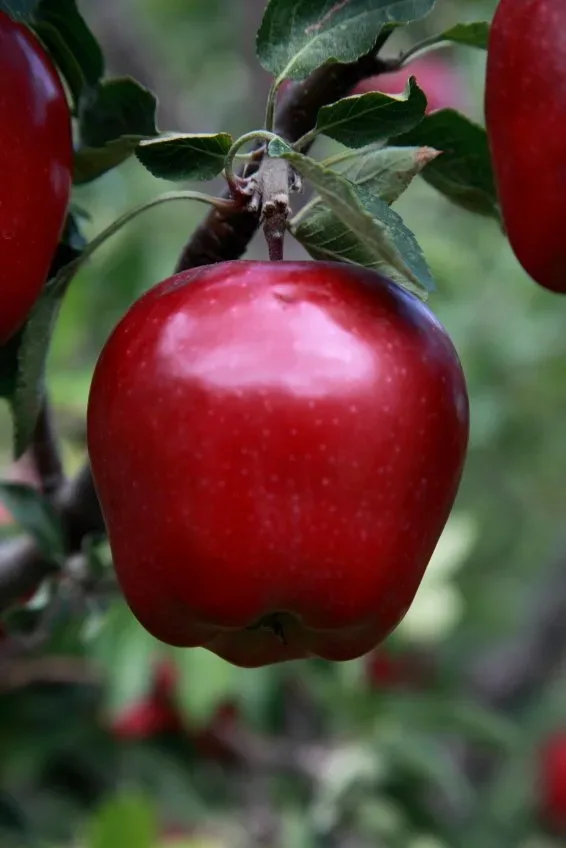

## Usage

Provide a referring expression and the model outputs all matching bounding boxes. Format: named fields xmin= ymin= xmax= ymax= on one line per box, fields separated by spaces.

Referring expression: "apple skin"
xmin=0 ymin=11 xmax=73 ymax=342
xmin=87 ymin=260 xmax=469 ymax=668
xmin=485 ymin=0 xmax=566 ymax=293
xmin=351 ymin=55 xmax=465 ymax=114
xmin=540 ymin=734 xmax=566 ymax=833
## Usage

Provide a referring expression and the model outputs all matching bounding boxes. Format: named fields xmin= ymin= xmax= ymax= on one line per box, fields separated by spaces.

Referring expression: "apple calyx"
xmin=246 ymin=612 xmax=292 ymax=645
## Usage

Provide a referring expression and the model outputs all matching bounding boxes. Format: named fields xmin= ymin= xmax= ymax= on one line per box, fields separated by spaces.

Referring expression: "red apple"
xmin=366 ymin=647 xmax=431 ymax=690
xmin=111 ymin=659 xmax=183 ymax=740
xmin=485 ymin=0 xmax=566 ymax=293
xmin=540 ymin=733 xmax=566 ymax=832
xmin=0 ymin=11 xmax=73 ymax=342
xmin=87 ymin=261 xmax=469 ymax=668
xmin=352 ymin=54 xmax=466 ymax=114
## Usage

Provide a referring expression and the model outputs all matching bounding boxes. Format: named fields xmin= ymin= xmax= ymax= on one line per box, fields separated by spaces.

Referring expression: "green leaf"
xmin=380 ymin=729 xmax=473 ymax=809
xmin=270 ymin=143 xmax=429 ymax=292
xmin=136 ymin=132 xmax=234 ymax=182
xmin=257 ymin=0 xmax=437 ymax=81
xmin=90 ymin=601 xmax=162 ymax=716
xmin=440 ymin=21 xmax=490 ymax=51
xmin=327 ymin=144 xmax=440 ymax=204
xmin=0 ymin=211 xmax=85 ymax=410
xmin=11 ymin=270 xmax=73 ymax=457
xmin=312 ymin=77 xmax=426 ymax=148
xmin=75 ymin=78 xmax=158 ymax=183
xmin=0 ymin=0 xmax=38 ymax=19
xmin=293 ymin=185 xmax=434 ymax=292
xmin=395 ymin=108 xmax=500 ymax=218
xmin=0 ymin=483 xmax=65 ymax=559
xmin=32 ymin=0 xmax=104 ymax=106
xmin=88 ymin=793 xmax=157 ymax=848
xmin=172 ymin=647 xmax=240 ymax=728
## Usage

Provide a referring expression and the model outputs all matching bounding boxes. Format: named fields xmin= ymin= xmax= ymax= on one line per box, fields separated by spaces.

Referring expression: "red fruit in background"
xmin=485 ymin=0 xmax=566 ymax=294
xmin=366 ymin=648 xmax=431 ymax=690
xmin=111 ymin=659 xmax=183 ymax=740
xmin=87 ymin=260 xmax=469 ymax=668
xmin=540 ymin=733 xmax=566 ymax=832
xmin=351 ymin=54 xmax=466 ymax=114
xmin=0 ymin=12 xmax=73 ymax=342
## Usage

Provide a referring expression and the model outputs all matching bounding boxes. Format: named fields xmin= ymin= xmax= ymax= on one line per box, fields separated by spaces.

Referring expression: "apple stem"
xmin=257 ymin=155 xmax=291 ymax=261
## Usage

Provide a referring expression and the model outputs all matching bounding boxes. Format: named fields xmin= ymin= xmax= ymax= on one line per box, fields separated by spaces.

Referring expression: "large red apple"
xmin=87 ymin=261 xmax=469 ymax=668
xmin=352 ymin=54 xmax=466 ymax=114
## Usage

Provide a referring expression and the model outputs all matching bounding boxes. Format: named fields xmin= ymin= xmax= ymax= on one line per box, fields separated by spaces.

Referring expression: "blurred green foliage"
xmin=1 ymin=0 xmax=566 ymax=846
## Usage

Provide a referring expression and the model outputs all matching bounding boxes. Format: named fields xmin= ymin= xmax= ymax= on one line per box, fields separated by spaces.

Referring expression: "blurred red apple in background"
xmin=111 ymin=658 xmax=238 ymax=762
xmin=540 ymin=733 xmax=566 ymax=833
xmin=366 ymin=647 xmax=433 ymax=690
xmin=352 ymin=54 xmax=467 ymax=114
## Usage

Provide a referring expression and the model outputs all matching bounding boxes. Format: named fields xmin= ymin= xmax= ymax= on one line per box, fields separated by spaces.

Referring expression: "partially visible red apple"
xmin=352 ymin=54 xmax=466 ymax=114
xmin=540 ymin=733 xmax=566 ymax=833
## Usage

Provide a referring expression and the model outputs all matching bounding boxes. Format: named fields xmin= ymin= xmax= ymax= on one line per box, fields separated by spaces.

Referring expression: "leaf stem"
xmin=292 ymin=128 xmax=319 ymax=152
xmin=53 ymin=191 xmax=233 ymax=300
xmin=264 ymin=80 xmax=281 ymax=133
xmin=396 ymin=35 xmax=451 ymax=68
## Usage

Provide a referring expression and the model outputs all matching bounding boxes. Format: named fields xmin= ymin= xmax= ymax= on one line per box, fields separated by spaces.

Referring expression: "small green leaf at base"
xmin=257 ymin=0 xmax=437 ymax=81
xmin=313 ymin=77 xmax=427 ymax=149
xmin=0 ymin=483 xmax=65 ymax=559
xmin=136 ymin=132 xmax=234 ymax=182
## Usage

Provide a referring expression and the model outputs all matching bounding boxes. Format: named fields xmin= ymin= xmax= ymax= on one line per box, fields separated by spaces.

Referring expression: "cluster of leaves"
xmin=0 ymin=0 xmax=494 ymax=469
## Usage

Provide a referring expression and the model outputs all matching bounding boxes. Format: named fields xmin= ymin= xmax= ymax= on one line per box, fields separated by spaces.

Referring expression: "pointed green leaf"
xmin=32 ymin=0 xmax=104 ymax=106
xmin=270 ymin=143 xmax=428 ymax=291
xmin=257 ymin=0 xmax=437 ymax=81
xmin=88 ymin=793 xmax=157 ymax=848
xmin=0 ymin=483 xmax=65 ymax=558
xmin=136 ymin=132 xmax=234 ymax=182
xmin=440 ymin=21 xmax=490 ymax=50
xmin=395 ymin=108 xmax=500 ymax=218
xmin=11 ymin=261 xmax=79 ymax=457
xmin=75 ymin=78 xmax=158 ymax=183
xmin=292 ymin=185 xmax=434 ymax=292
xmin=313 ymin=77 xmax=426 ymax=148
xmin=327 ymin=144 xmax=440 ymax=204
